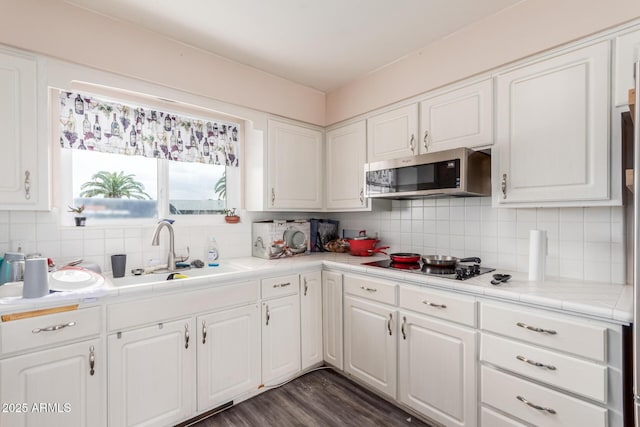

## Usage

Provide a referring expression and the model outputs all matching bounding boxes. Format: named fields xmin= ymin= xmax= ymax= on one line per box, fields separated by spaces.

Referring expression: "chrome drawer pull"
xmin=516 ymin=322 xmax=557 ymax=335
xmin=303 ymin=278 xmax=308 ymax=296
xmin=184 ymin=324 xmax=190 ymax=349
xmin=202 ymin=320 xmax=207 ymax=345
xmin=360 ymin=286 xmax=377 ymax=292
xmin=422 ymin=300 xmax=447 ymax=309
xmin=89 ymin=345 xmax=95 ymax=376
xmin=32 ymin=321 xmax=76 ymax=334
xmin=387 ymin=313 xmax=393 ymax=336
xmin=265 ymin=304 xmax=271 ymax=326
xmin=401 ymin=316 xmax=407 ymax=340
xmin=273 ymin=282 xmax=291 ymax=288
xmin=516 ymin=395 xmax=557 ymax=414
xmin=516 ymin=355 xmax=557 ymax=371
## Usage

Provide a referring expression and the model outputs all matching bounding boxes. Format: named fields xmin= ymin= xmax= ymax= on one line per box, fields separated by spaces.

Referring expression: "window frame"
xmin=54 ymin=87 xmax=244 ymax=228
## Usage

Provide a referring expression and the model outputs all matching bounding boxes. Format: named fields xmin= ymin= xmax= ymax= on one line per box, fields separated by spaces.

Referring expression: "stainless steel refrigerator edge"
xmin=632 ymin=60 xmax=640 ymax=425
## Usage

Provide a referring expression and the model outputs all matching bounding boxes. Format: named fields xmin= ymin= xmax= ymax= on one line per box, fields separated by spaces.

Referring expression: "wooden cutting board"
xmin=1 ymin=304 xmax=79 ymax=322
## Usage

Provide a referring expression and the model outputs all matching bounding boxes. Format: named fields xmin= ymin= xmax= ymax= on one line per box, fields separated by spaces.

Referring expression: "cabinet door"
xmin=267 ymin=120 xmax=323 ymax=210
xmin=495 ymin=41 xmax=610 ymax=205
xmin=197 ymin=304 xmax=260 ymax=412
xmin=261 ymin=294 xmax=301 ymax=384
xmin=0 ymin=338 xmax=105 ymax=427
xmin=419 ymin=78 xmax=493 ymax=153
xmin=614 ymin=28 xmax=640 ymax=107
xmin=108 ymin=318 xmax=195 ymax=427
xmin=322 ymin=270 xmax=343 ymax=369
xmin=0 ymin=49 xmax=46 ymax=209
xmin=367 ymin=104 xmax=419 ymax=162
xmin=326 ymin=120 xmax=368 ymax=210
xmin=301 ymin=271 xmax=323 ymax=370
xmin=398 ymin=312 xmax=477 ymax=427
xmin=344 ymin=296 xmax=397 ymax=399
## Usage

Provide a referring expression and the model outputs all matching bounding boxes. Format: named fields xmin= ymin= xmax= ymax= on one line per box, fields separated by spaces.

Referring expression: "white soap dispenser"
xmin=206 ymin=237 xmax=219 ymax=264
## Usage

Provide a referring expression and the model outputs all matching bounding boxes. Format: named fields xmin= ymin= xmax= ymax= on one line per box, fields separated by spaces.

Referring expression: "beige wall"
xmin=0 ymin=0 xmax=326 ymax=125
xmin=2 ymin=0 xmax=640 ymax=127
xmin=326 ymin=0 xmax=640 ymax=125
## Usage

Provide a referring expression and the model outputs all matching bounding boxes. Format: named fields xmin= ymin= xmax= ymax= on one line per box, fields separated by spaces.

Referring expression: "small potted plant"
xmin=68 ymin=205 xmax=86 ymax=226
xmin=224 ymin=208 xmax=240 ymax=224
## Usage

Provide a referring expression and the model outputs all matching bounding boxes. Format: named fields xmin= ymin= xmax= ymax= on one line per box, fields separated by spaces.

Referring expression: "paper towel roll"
xmin=528 ymin=230 xmax=547 ymax=281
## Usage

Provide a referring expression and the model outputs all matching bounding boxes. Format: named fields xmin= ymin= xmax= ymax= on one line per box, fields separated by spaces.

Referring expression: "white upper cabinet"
xmin=614 ymin=27 xmax=640 ymax=107
xmin=326 ymin=120 xmax=368 ymax=210
xmin=0 ymin=48 xmax=49 ymax=210
xmin=367 ymin=104 xmax=419 ymax=162
xmin=419 ymin=78 xmax=493 ymax=153
xmin=266 ymin=119 xmax=323 ymax=210
xmin=494 ymin=40 xmax=611 ymax=206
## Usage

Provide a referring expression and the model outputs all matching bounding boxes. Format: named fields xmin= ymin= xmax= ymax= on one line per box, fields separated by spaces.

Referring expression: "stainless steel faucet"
xmin=151 ymin=219 xmax=176 ymax=271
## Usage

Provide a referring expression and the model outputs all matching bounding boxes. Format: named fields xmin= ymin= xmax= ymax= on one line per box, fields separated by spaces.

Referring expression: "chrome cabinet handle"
xmin=501 ymin=173 xmax=507 ymax=199
xmin=360 ymin=188 xmax=364 ymax=205
xmin=265 ymin=304 xmax=271 ymax=326
xmin=273 ymin=282 xmax=291 ymax=288
xmin=516 ymin=355 xmax=557 ymax=371
xmin=271 ymin=188 xmax=275 ymax=206
xmin=24 ymin=170 xmax=31 ymax=200
xmin=423 ymin=131 xmax=429 ymax=151
xmin=422 ymin=300 xmax=447 ymax=309
xmin=360 ymin=286 xmax=377 ymax=292
xmin=516 ymin=395 xmax=557 ymax=414
xmin=32 ymin=321 xmax=76 ymax=334
xmin=202 ymin=320 xmax=207 ymax=344
xmin=387 ymin=313 xmax=393 ymax=336
xmin=409 ymin=134 xmax=415 ymax=154
xmin=401 ymin=316 xmax=407 ymax=340
xmin=184 ymin=324 xmax=190 ymax=349
xmin=303 ymin=277 xmax=308 ymax=296
xmin=89 ymin=345 xmax=95 ymax=376
xmin=516 ymin=322 xmax=557 ymax=335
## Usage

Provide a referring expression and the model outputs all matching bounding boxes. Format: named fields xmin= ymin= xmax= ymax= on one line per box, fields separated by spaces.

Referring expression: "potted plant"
xmin=224 ymin=208 xmax=240 ymax=224
xmin=68 ymin=205 xmax=86 ymax=226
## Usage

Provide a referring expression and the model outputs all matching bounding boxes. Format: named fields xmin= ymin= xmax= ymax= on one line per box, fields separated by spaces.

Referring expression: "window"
xmin=58 ymin=89 xmax=241 ymax=225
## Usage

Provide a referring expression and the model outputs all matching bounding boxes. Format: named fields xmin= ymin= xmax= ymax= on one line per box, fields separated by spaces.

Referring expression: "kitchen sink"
xmin=108 ymin=262 xmax=247 ymax=288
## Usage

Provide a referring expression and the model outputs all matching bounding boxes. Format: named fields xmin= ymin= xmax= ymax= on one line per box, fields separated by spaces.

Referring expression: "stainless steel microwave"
xmin=365 ymin=147 xmax=491 ymax=199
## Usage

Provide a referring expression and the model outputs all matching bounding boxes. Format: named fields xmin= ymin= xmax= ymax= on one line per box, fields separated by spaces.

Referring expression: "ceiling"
xmin=66 ymin=0 xmax=522 ymax=92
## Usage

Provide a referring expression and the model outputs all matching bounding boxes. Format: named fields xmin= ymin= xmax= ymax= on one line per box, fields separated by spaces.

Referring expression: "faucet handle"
xmin=175 ymin=246 xmax=190 ymax=263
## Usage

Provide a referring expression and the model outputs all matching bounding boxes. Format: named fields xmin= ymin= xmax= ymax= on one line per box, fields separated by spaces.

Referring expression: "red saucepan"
xmin=388 ymin=253 xmax=422 ymax=263
xmin=347 ymin=230 xmax=389 ymax=256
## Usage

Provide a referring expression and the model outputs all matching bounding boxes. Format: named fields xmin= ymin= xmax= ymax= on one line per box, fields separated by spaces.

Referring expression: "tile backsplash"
xmin=330 ymin=198 xmax=626 ymax=284
xmin=0 ymin=198 xmax=626 ymax=284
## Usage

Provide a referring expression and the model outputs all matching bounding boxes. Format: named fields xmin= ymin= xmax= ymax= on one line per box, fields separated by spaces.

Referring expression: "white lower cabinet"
xmin=108 ymin=318 xmax=196 ymax=427
xmin=261 ymin=275 xmax=301 ymax=384
xmin=300 ymin=271 xmax=323 ymax=370
xmin=0 ymin=338 xmax=105 ymax=427
xmin=196 ymin=304 xmax=260 ymax=412
xmin=343 ymin=295 xmax=397 ymax=399
xmin=322 ymin=270 xmax=343 ymax=369
xmin=398 ymin=312 xmax=477 ymax=427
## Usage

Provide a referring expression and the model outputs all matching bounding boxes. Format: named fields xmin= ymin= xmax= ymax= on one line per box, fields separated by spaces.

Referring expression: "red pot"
xmin=347 ymin=231 xmax=388 ymax=256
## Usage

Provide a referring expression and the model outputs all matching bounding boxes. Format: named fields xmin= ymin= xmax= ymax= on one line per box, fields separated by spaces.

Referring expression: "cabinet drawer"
xmin=344 ymin=274 xmax=396 ymax=305
xmin=480 ymin=303 xmax=606 ymax=362
xmin=481 ymin=333 xmax=606 ymax=402
xmin=1 ymin=306 xmax=101 ymax=354
xmin=481 ymin=407 xmax=527 ymax=427
xmin=481 ymin=366 xmax=607 ymax=427
xmin=261 ymin=274 xmax=300 ymax=299
xmin=399 ymin=285 xmax=476 ymax=327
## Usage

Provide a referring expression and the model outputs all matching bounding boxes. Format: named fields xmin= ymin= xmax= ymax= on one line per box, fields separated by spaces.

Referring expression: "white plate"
xmin=50 ymin=268 xmax=101 ymax=292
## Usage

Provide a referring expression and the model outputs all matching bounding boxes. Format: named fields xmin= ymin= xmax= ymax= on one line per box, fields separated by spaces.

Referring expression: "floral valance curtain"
xmin=59 ymin=91 xmax=240 ymax=167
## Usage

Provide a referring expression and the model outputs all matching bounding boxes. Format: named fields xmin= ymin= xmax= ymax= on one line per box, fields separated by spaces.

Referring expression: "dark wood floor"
xmin=190 ymin=368 xmax=433 ymax=427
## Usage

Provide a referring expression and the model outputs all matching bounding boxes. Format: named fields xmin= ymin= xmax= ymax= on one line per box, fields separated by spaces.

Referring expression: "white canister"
xmin=528 ymin=230 xmax=547 ymax=281
xmin=23 ymin=257 xmax=50 ymax=298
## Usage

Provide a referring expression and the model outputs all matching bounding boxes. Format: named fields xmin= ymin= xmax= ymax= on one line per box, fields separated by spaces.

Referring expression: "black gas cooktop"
xmin=362 ymin=258 xmax=495 ymax=281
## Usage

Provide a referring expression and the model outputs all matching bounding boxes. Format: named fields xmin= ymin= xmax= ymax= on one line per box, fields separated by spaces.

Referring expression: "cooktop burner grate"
xmin=363 ymin=258 xmax=495 ymax=281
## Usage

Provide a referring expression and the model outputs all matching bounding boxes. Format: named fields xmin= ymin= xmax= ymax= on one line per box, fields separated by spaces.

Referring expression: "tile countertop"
xmin=0 ymin=253 xmax=633 ymax=324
